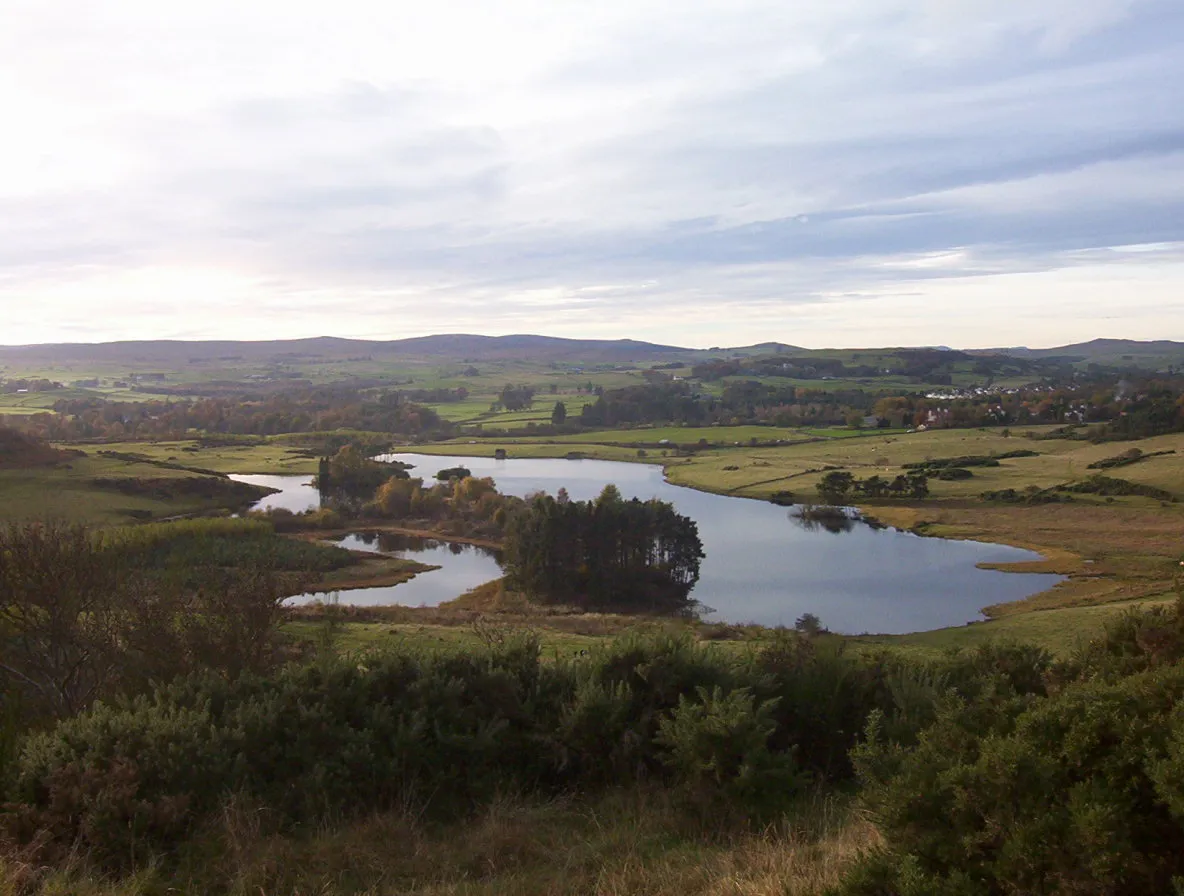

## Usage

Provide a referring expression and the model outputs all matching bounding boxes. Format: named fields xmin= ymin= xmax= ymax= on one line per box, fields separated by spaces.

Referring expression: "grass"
xmin=284 ymin=617 xmax=609 ymax=655
xmin=661 ymin=427 xmax=1184 ymax=502
xmin=292 ymin=587 xmax=1182 ymax=661
xmin=853 ymin=595 xmax=1177 ymax=658
xmin=282 ymin=598 xmax=724 ymax=656
xmin=77 ymin=439 xmax=320 ymax=474
xmin=1 ymin=788 xmax=875 ymax=896
xmin=464 ymin=424 xmax=821 ymax=444
xmin=426 ymin=399 xmax=499 ymax=421
xmin=309 ymin=553 xmax=436 ymax=593
xmin=717 ymin=373 xmax=944 ymax=393
xmin=0 ymin=451 xmax=271 ymax=526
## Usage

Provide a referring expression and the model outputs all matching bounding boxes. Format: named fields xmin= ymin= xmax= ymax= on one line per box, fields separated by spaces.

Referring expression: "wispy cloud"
xmin=0 ymin=0 xmax=1181 ymax=347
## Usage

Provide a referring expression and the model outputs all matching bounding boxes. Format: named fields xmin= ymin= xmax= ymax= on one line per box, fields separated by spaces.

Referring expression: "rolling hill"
xmin=1 ymin=334 xmax=1179 ymax=370
xmin=984 ymin=339 xmax=1184 ymax=369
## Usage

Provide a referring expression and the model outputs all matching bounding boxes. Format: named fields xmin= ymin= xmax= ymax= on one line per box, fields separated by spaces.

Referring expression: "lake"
xmin=324 ymin=532 xmax=503 ymax=608
xmin=229 ymin=473 xmax=321 ymax=513
xmin=245 ymin=454 xmax=1060 ymax=634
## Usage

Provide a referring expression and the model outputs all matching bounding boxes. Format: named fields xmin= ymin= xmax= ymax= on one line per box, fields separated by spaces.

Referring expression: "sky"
xmin=1 ymin=0 xmax=1182 ymax=349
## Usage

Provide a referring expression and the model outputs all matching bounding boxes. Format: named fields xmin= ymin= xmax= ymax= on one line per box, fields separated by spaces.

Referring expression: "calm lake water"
xmin=244 ymin=454 xmax=1060 ymax=634
xmin=229 ymin=473 xmax=321 ymax=513
xmin=317 ymin=532 xmax=502 ymax=608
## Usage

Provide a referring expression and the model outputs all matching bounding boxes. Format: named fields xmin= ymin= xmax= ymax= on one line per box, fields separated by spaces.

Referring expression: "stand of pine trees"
xmin=503 ymin=485 xmax=704 ymax=612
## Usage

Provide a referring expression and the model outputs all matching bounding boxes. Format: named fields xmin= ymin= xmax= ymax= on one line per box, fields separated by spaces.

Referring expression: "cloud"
xmin=0 ymin=0 xmax=1181 ymax=347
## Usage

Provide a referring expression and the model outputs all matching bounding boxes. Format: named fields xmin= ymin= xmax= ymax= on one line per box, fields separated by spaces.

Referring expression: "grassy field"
xmin=396 ymin=441 xmax=666 ymax=463
xmin=425 ymin=398 xmax=499 ymax=421
xmin=0 ymin=451 xmax=272 ymax=526
xmin=0 ymin=387 xmax=97 ymax=414
xmin=853 ymin=596 xmax=1177 ymax=658
xmin=459 ymin=424 xmax=821 ymax=444
xmin=87 ymin=439 xmax=321 ymax=474
xmin=661 ymin=427 xmax=1184 ymax=500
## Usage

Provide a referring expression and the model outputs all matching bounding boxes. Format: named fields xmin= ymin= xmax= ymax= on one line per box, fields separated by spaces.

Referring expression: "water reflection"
xmin=288 ymin=530 xmax=504 ymax=608
xmin=338 ymin=531 xmax=501 ymax=562
xmin=789 ymin=507 xmax=858 ymax=535
xmin=229 ymin=473 xmax=321 ymax=513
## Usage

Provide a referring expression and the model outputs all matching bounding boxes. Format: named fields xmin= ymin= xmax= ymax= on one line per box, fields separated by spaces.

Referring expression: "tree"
xmin=551 ymin=401 xmax=567 ymax=425
xmin=794 ymin=612 xmax=823 ymax=636
xmin=908 ymin=472 xmax=930 ymax=499
xmin=858 ymin=475 xmax=889 ymax=498
xmin=499 ymin=383 xmax=536 ymax=412
xmin=817 ymin=471 xmax=855 ymax=502
xmin=0 ymin=523 xmax=121 ymax=718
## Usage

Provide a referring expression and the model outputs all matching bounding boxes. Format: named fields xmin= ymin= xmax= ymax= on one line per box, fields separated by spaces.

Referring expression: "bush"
xmin=935 ymin=467 xmax=973 ymax=480
xmin=4 ymin=638 xmax=553 ymax=863
xmin=750 ymin=634 xmax=893 ymax=779
xmin=7 ymin=623 xmax=1083 ymax=874
xmin=1061 ymin=474 xmax=1175 ymax=501
xmin=841 ymin=602 xmax=1184 ymax=896
xmin=656 ymin=686 xmax=806 ymax=820
xmin=6 ymin=631 xmax=888 ymax=867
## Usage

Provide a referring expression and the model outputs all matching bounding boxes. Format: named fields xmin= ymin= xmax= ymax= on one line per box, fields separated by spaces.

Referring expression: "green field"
xmin=294 ymin=594 xmax=1177 ymax=662
xmin=88 ymin=439 xmax=321 ymax=474
xmin=659 ymin=427 xmax=1184 ymax=501
xmin=0 ymin=451 xmax=272 ymax=526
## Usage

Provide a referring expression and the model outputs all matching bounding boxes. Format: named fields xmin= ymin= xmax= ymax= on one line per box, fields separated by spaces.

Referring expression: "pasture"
xmin=0 ymin=451 xmax=273 ymax=525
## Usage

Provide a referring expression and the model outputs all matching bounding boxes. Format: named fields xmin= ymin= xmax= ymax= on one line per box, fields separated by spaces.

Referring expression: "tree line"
xmin=503 ymin=485 xmax=704 ymax=612
xmin=3 ymin=387 xmax=454 ymax=441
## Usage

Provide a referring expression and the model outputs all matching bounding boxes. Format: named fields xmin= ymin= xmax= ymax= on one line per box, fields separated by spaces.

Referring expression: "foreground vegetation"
xmin=4 ymin=575 xmax=1184 ymax=893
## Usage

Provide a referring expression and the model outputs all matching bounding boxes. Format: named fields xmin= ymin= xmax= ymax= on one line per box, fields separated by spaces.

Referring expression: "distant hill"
xmin=982 ymin=339 xmax=1184 ymax=369
xmin=2 ymin=334 xmax=1177 ymax=370
xmin=0 ymin=334 xmax=810 ymax=366
xmin=366 ymin=334 xmax=691 ymax=362
xmin=0 ymin=335 xmax=699 ymax=365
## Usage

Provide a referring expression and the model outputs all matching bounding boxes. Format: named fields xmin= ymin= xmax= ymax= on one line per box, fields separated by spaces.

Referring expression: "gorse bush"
xmin=839 ymin=595 xmax=1184 ymax=896
xmin=748 ymin=634 xmax=891 ymax=778
xmin=2 ymin=631 xmax=897 ymax=868
xmin=4 ymin=637 xmax=552 ymax=866
xmin=554 ymin=632 xmax=737 ymax=782
xmin=656 ymin=686 xmax=807 ymax=820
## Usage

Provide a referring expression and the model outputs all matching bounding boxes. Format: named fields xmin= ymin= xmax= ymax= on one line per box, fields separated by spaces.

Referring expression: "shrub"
xmin=841 ymin=603 xmax=1184 ymax=896
xmin=1061 ymin=474 xmax=1174 ymax=501
xmin=656 ymin=686 xmax=806 ymax=820
xmin=750 ymin=634 xmax=892 ymax=779
xmin=935 ymin=467 xmax=973 ymax=480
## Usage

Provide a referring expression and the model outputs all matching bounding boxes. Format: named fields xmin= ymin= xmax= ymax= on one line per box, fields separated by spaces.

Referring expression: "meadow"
xmin=0 ymin=451 xmax=273 ymax=526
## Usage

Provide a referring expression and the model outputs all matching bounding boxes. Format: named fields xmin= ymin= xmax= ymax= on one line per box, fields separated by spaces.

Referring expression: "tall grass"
xmin=0 ymin=788 xmax=877 ymax=896
xmin=105 ymin=517 xmax=273 ymax=551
